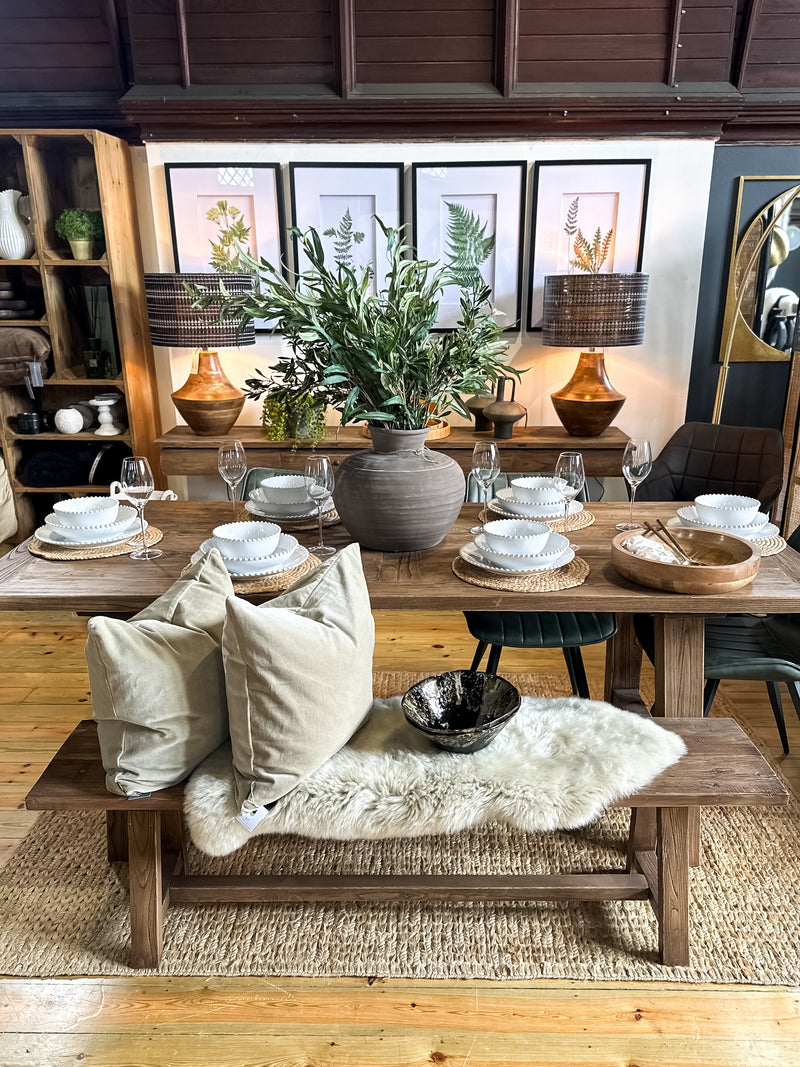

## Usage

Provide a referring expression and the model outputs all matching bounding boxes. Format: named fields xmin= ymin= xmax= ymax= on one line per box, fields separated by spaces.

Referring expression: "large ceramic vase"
xmin=333 ymin=426 xmax=466 ymax=551
xmin=0 ymin=190 xmax=34 ymax=260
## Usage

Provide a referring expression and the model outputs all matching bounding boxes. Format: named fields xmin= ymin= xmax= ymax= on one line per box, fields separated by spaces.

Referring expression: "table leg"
xmin=127 ymin=810 xmax=163 ymax=968
xmin=106 ymin=810 xmax=127 ymax=862
xmin=657 ymin=806 xmax=690 ymax=967
xmin=604 ymin=614 xmax=642 ymax=704
xmin=654 ymin=615 xmax=704 ymax=865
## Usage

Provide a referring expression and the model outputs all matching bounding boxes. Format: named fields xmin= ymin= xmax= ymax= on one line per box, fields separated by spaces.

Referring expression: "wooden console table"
xmin=155 ymin=425 xmax=630 ymax=478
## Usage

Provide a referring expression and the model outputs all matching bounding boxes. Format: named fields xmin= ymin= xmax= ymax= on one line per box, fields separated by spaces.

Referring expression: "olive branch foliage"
xmin=190 ymin=217 xmax=517 ymax=432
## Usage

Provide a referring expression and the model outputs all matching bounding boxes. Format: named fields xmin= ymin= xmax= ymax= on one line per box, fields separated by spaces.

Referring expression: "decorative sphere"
xmin=54 ymin=407 xmax=84 ymax=434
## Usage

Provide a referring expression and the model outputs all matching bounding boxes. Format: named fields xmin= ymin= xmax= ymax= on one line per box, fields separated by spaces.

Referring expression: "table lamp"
xmin=541 ymin=272 xmax=648 ymax=437
xmin=144 ymin=273 xmax=255 ymax=436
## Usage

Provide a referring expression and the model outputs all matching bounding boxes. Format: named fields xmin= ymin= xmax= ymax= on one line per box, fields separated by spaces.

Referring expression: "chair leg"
xmin=486 ymin=645 xmax=502 ymax=676
xmin=766 ymin=681 xmax=790 ymax=754
xmin=702 ymin=678 xmax=720 ymax=717
xmin=470 ymin=640 xmax=488 ymax=672
xmin=563 ymin=646 xmax=579 ymax=694
xmin=786 ymin=681 xmax=800 ymax=729
xmin=564 ymin=646 xmax=591 ymax=699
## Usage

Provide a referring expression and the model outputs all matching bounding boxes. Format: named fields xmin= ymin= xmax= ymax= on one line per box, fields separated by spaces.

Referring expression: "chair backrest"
xmin=242 ymin=465 xmax=298 ymax=499
xmin=636 ymin=422 xmax=784 ymax=509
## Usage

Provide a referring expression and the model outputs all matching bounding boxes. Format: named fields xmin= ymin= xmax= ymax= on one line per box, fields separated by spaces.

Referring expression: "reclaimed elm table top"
xmin=0 ymin=500 xmax=798 ymax=617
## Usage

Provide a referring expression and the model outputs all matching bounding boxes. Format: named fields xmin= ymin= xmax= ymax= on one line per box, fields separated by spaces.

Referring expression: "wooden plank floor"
xmin=0 ymin=607 xmax=798 ymax=1066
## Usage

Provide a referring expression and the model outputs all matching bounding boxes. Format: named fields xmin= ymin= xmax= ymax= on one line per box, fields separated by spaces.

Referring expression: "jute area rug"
xmin=1 ymin=671 xmax=798 ymax=983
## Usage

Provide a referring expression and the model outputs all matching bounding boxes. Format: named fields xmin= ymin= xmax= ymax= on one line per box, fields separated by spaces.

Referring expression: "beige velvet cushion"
xmin=86 ymin=549 xmax=234 ymax=797
xmin=223 ymin=542 xmax=375 ymax=816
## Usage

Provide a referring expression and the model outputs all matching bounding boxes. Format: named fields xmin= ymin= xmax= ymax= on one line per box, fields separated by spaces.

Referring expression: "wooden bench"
xmin=25 ymin=717 xmax=788 ymax=969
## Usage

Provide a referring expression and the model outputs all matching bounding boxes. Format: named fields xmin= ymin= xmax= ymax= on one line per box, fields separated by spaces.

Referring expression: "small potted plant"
xmin=54 ymin=209 xmax=104 ymax=260
xmin=243 ymin=368 xmax=327 ymax=449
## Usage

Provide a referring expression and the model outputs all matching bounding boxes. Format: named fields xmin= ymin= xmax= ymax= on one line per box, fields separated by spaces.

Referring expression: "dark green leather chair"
xmin=464 ymin=473 xmax=616 ymax=697
xmin=634 ymin=524 xmax=800 ymax=753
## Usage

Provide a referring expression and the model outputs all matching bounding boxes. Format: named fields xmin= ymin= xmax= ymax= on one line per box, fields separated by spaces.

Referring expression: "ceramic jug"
xmin=484 ymin=376 xmax=527 ymax=440
xmin=0 ymin=190 xmax=34 ymax=260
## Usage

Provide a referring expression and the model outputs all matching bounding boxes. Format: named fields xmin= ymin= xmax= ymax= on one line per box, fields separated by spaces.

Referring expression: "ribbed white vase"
xmin=0 ymin=189 xmax=34 ymax=260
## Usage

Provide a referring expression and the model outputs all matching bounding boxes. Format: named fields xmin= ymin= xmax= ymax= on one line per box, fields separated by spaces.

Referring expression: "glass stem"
xmin=317 ymin=500 xmax=325 ymax=549
xmin=629 ymin=485 xmax=637 ymax=527
xmin=564 ymin=497 xmax=569 ymax=533
xmin=137 ymin=505 xmax=148 ymax=558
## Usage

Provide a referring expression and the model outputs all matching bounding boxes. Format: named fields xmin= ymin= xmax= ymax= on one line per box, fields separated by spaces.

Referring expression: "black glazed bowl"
xmin=402 ymin=670 xmax=521 ymax=753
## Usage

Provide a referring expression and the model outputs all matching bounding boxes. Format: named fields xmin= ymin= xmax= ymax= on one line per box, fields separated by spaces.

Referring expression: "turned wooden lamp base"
xmin=172 ymin=349 xmax=245 ymax=436
xmin=551 ymin=350 xmax=625 ymax=438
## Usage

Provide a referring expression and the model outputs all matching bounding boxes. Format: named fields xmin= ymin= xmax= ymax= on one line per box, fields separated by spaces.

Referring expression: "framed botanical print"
xmin=528 ymin=159 xmax=651 ymax=330
xmin=412 ymin=161 xmax=526 ymax=330
xmin=165 ymin=162 xmax=285 ymax=330
xmin=289 ymin=163 xmax=404 ymax=291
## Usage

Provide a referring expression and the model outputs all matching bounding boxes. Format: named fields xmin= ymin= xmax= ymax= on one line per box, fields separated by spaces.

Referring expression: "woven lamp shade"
xmin=144 ymin=273 xmax=255 ymax=349
xmin=542 ymin=273 xmax=648 ymax=349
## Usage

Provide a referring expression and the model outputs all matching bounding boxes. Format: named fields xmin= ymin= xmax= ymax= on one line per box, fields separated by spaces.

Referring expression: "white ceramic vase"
xmin=0 ymin=189 xmax=34 ymax=260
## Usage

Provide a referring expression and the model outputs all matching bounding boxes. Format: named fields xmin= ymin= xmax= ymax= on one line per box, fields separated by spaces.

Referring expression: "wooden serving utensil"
xmin=642 ymin=520 xmax=698 ymax=566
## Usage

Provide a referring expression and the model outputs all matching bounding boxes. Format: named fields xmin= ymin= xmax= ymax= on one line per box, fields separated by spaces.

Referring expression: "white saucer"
xmin=199 ymin=535 xmax=306 ymax=577
xmin=671 ymin=513 xmax=779 ymax=541
xmin=35 ymin=520 xmax=146 ymax=548
xmin=490 ymin=491 xmax=583 ymax=520
xmin=43 ymin=505 xmax=138 ymax=542
xmin=474 ymin=530 xmax=569 ymax=570
xmin=460 ymin=541 xmax=575 ymax=576
xmin=676 ymin=505 xmax=768 ymax=532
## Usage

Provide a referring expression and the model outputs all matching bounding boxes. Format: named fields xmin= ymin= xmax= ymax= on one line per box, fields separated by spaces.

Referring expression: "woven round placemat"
xmin=544 ymin=510 xmax=595 ymax=534
xmin=756 ymin=535 xmax=786 ymax=556
xmin=28 ymin=526 xmax=164 ymax=561
xmin=452 ymin=554 xmax=589 ymax=592
xmin=231 ymin=552 xmax=322 ymax=593
xmin=279 ymin=509 xmax=341 ymax=532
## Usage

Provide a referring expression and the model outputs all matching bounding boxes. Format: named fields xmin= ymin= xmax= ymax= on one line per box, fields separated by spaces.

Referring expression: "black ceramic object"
xmin=16 ymin=411 xmax=41 ymax=434
xmin=402 ymin=670 xmax=521 ymax=753
xmin=484 ymin=377 xmax=527 ymax=440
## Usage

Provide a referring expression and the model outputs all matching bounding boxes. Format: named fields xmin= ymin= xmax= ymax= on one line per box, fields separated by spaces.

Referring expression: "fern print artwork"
xmin=562 ymin=194 xmax=618 ymax=274
xmin=444 ymin=201 xmax=496 ymax=288
xmin=206 ymin=199 xmax=253 ymax=274
xmin=323 ymin=208 xmax=365 ymax=270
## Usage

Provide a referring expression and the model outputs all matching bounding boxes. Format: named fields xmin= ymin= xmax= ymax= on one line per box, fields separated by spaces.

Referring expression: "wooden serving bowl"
xmin=611 ymin=527 xmax=760 ymax=594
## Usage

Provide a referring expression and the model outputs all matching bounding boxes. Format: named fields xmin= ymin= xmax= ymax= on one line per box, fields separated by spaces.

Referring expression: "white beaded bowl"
xmin=52 ymin=496 xmax=119 ymax=528
xmin=258 ymin=474 xmax=310 ymax=504
xmin=481 ymin=518 xmax=550 ymax=556
xmin=510 ymin=476 xmax=565 ymax=506
xmin=694 ymin=493 xmax=761 ymax=528
xmin=212 ymin=520 xmax=281 ymax=559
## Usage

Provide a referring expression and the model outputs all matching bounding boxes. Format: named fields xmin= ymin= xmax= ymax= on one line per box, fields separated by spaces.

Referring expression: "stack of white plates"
xmin=201 ymin=532 xmax=308 ymax=578
xmin=488 ymin=489 xmax=583 ymax=521
xmin=673 ymin=506 xmax=779 ymax=542
xmin=35 ymin=500 xmax=142 ymax=548
xmin=460 ymin=530 xmax=574 ymax=575
xmin=245 ymin=492 xmax=334 ymax=521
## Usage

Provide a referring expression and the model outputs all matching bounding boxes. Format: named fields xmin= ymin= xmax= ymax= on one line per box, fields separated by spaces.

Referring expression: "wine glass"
xmin=120 ymin=456 xmax=163 ymax=561
xmin=218 ymin=441 xmax=247 ymax=519
xmin=616 ymin=439 xmax=653 ymax=531
xmin=305 ymin=455 xmax=336 ymax=559
xmin=554 ymin=451 xmax=585 ymax=545
xmin=471 ymin=441 xmax=500 ymax=522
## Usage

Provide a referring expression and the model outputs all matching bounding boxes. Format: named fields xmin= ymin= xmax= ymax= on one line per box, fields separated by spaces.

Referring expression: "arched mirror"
xmin=719 ymin=177 xmax=800 ymax=367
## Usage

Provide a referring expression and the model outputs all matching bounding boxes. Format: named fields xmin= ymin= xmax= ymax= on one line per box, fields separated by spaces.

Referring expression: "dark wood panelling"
xmin=126 ymin=0 xmax=181 ymax=85
xmin=356 ymin=0 xmax=494 ymax=84
xmin=740 ymin=0 xmax=800 ymax=88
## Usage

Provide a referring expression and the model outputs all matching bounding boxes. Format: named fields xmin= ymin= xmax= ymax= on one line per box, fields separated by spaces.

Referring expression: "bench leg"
xmin=127 ymin=810 xmax=164 ymax=969
xmin=626 ymin=807 xmax=657 ymax=871
xmin=161 ymin=810 xmax=189 ymax=872
xmin=106 ymin=811 xmax=128 ymax=862
xmin=657 ymin=806 xmax=690 ymax=967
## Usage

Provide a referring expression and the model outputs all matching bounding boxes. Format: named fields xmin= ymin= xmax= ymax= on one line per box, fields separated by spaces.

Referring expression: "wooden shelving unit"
xmin=0 ymin=129 xmax=162 ymax=540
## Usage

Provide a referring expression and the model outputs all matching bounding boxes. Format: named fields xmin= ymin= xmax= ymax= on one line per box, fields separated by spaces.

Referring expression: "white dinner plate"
xmin=459 ymin=541 xmax=575 ymax=576
xmin=245 ymin=497 xmax=334 ymax=520
xmin=199 ymin=537 xmax=307 ymax=577
xmin=473 ymin=530 xmax=569 ymax=570
xmin=489 ymin=491 xmax=583 ymax=520
xmin=676 ymin=505 xmax=769 ymax=532
xmin=43 ymin=505 xmax=139 ymax=542
xmin=671 ymin=513 xmax=779 ymax=541
xmin=34 ymin=520 xmax=147 ymax=548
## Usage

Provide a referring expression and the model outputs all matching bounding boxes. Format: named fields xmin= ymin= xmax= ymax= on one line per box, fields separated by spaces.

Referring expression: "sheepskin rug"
xmin=185 ymin=694 xmax=687 ymax=857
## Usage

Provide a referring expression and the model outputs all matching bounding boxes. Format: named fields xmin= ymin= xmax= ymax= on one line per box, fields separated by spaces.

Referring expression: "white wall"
xmin=133 ymin=139 xmax=716 ymax=498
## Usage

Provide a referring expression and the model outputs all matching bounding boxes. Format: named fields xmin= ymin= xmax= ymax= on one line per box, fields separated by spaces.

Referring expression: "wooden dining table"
xmin=2 ymin=500 xmax=800 ymax=728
